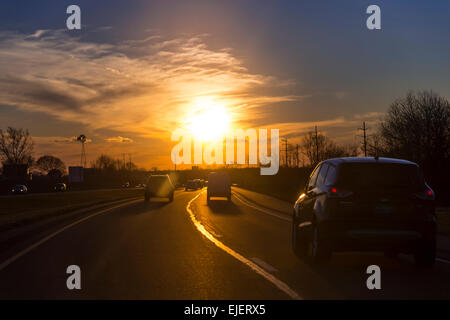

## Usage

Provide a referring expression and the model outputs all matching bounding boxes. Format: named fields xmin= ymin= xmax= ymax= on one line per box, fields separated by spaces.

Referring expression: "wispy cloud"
xmin=0 ymin=29 xmax=295 ymax=141
xmin=105 ymin=136 xmax=134 ymax=143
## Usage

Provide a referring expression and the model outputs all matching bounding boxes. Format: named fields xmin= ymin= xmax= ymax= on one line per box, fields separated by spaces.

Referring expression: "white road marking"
xmin=0 ymin=198 xmax=142 ymax=272
xmin=232 ymin=192 xmax=290 ymax=222
xmin=436 ymin=258 xmax=450 ymax=265
xmin=251 ymin=257 xmax=278 ymax=273
xmin=187 ymin=191 xmax=302 ymax=300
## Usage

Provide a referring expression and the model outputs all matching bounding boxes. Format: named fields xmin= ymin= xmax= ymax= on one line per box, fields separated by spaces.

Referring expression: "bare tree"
xmin=378 ymin=90 xmax=450 ymax=165
xmin=36 ymin=155 xmax=66 ymax=174
xmin=300 ymin=131 xmax=356 ymax=166
xmin=92 ymin=154 xmax=118 ymax=171
xmin=377 ymin=90 xmax=450 ymax=197
xmin=0 ymin=127 xmax=34 ymax=165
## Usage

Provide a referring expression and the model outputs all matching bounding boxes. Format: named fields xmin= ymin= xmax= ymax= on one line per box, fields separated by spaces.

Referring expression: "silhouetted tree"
xmin=0 ymin=127 xmax=34 ymax=166
xmin=36 ymin=155 xmax=66 ymax=174
xmin=301 ymin=132 xmax=357 ymax=166
xmin=377 ymin=90 xmax=450 ymax=199
xmin=378 ymin=91 xmax=450 ymax=162
xmin=92 ymin=154 xmax=118 ymax=171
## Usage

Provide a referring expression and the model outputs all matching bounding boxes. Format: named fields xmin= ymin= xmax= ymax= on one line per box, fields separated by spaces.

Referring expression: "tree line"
xmin=1 ymin=90 xmax=449 ymax=197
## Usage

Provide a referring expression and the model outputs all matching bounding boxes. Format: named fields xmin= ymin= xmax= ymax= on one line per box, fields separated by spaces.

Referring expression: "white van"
xmin=207 ymin=172 xmax=231 ymax=203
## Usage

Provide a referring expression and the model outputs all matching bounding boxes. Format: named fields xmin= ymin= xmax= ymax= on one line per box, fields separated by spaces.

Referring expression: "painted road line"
xmin=187 ymin=191 xmax=302 ymax=300
xmin=436 ymin=258 xmax=450 ymax=265
xmin=232 ymin=192 xmax=290 ymax=222
xmin=0 ymin=198 xmax=142 ymax=272
xmin=251 ymin=257 xmax=279 ymax=273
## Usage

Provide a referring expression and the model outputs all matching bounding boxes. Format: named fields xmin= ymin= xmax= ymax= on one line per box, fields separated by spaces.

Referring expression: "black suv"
xmin=292 ymin=157 xmax=436 ymax=267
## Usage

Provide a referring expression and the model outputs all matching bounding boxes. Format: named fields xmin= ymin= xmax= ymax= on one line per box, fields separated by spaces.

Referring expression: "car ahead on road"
xmin=185 ymin=179 xmax=201 ymax=191
xmin=53 ymin=183 xmax=67 ymax=192
xmin=11 ymin=184 xmax=28 ymax=195
xmin=195 ymin=179 xmax=205 ymax=188
xmin=145 ymin=175 xmax=175 ymax=202
xmin=121 ymin=182 xmax=130 ymax=188
xmin=292 ymin=157 xmax=436 ymax=267
xmin=207 ymin=172 xmax=231 ymax=204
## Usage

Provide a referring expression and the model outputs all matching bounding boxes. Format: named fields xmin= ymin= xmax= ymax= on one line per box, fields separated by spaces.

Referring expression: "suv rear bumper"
xmin=318 ymin=219 xmax=436 ymax=253
xmin=207 ymin=191 xmax=231 ymax=198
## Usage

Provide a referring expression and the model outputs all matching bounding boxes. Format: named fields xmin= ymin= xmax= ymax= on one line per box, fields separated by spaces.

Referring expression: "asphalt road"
xmin=1 ymin=188 xmax=450 ymax=299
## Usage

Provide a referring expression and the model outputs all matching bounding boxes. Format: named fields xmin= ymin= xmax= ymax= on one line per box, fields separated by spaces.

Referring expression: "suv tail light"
xmin=415 ymin=187 xmax=435 ymax=201
xmin=328 ymin=187 xmax=353 ymax=198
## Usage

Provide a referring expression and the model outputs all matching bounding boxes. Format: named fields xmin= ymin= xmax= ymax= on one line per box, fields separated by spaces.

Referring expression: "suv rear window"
xmin=149 ymin=176 xmax=170 ymax=185
xmin=337 ymin=163 xmax=424 ymax=190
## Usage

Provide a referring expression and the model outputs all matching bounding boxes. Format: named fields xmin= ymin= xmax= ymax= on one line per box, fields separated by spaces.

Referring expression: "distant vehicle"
xmin=292 ymin=157 xmax=436 ymax=267
xmin=53 ymin=183 xmax=67 ymax=192
xmin=121 ymin=182 xmax=130 ymax=188
xmin=185 ymin=180 xmax=201 ymax=190
xmin=145 ymin=175 xmax=175 ymax=202
xmin=11 ymin=184 xmax=28 ymax=195
xmin=207 ymin=172 xmax=231 ymax=203
xmin=135 ymin=183 xmax=146 ymax=188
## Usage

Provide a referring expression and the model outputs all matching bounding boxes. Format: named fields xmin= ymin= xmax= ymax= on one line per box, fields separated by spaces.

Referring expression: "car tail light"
xmin=328 ymin=187 xmax=353 ymax=198
xmin=415 ymin=187 xmax=435 ymax=201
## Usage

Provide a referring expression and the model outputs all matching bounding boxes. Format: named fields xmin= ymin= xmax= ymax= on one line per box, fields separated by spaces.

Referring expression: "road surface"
xmin=1 ymin=188 xmax=450 ymax=299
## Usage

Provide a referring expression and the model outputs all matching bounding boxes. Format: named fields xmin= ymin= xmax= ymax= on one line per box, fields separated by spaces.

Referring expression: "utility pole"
xmin=295 ymin=144 xmax=299 ymax=168
xmin=358 ymin=121 xmax=369 ymax=157
xmin=282 ymin=137 xmax=288 ymax=167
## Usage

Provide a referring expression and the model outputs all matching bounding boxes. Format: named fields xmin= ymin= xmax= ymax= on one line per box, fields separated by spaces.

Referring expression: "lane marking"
xmin=0 ymin=198 xmax=142 ymax=272
xmin=187 ymin=191 xmax=302 ymax=300
xmin=436 ymin=258 xmax=450 ymax=265
xmin=232 ymin=192 xmax=290 ymax=222
xmin=251 ymin=257 xmax=278 ymax=273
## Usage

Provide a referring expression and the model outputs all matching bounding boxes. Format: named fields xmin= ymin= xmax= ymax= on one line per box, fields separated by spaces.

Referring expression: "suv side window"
xmin=307 ymin=164 xmax=322 ymax=190
xmin=324 ymin=164 xmax=337 ymax=185
xmin=316 ymin=163 xmax=329 ymax=186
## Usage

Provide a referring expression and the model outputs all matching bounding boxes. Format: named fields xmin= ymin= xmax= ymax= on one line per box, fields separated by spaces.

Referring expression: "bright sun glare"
xmin=187 ymin=98 xmax=231 ymax=142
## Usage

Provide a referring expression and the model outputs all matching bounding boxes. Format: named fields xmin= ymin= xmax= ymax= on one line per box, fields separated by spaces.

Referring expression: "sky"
xmin=0 ymin=0 xmax=449 ymax=169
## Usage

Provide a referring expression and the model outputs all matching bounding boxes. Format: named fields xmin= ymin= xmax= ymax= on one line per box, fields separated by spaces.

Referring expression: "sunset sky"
xmin=0 ymin=0 xmax=449 ymax=169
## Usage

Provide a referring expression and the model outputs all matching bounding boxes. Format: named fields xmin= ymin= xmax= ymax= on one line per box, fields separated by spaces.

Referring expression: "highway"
xmin=1 ymin=188 xmax=450 ymax=299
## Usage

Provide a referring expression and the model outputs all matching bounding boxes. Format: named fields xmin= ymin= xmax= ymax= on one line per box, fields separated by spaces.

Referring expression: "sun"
xmin=186 ymin=98 xmax=231 ymax=142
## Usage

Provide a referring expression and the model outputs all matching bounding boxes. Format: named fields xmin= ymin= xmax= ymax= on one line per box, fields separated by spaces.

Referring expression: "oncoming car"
xmin=11 ymin=184 xmax=28 ymax=195
xmin=292 ymin=157 xmax=436 ymax=267
xmin=145 ymin=175 xmax=175 ymax=202
xmin=53 ymin=183 xmax=67 ymax=192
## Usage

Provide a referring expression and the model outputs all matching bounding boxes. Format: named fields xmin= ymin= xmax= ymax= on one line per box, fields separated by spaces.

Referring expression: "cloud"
xmin=105 ymin=136 xmax=134 ymax=143
xmin=0 ymin=29 xmax=295 ymax=141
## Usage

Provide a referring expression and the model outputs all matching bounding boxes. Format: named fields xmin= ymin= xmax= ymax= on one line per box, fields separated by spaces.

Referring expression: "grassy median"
xmin=0 ymin=188 xmax=143 ymax=231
